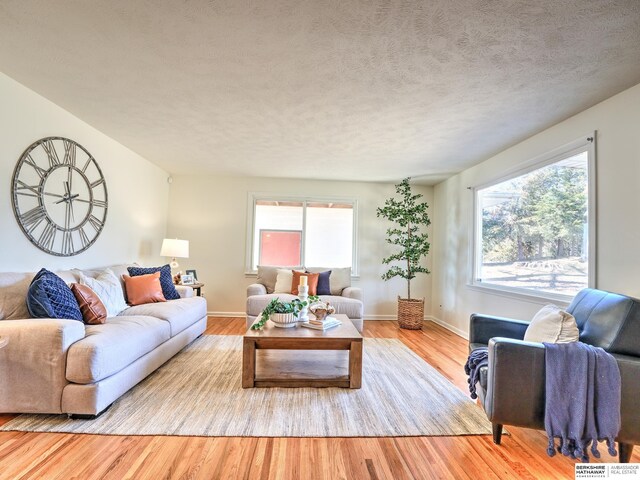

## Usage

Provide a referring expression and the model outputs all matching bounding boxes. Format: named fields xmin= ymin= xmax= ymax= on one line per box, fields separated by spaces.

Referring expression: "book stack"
xmin=301 ymin=316 xmax=342 ymax=331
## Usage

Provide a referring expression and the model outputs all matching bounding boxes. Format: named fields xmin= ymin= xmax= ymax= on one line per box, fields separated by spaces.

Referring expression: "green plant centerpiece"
xmin=377 ymin=177 xmax=431 ymax=329
xmin=251 ymin=296 xmax=320 ymax=330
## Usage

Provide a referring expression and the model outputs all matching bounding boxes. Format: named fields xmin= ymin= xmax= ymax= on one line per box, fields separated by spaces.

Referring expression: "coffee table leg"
xmin=349 ymin=340 xmax=363 ymax=389
xmin=242 ymin=338 xmax=256 ymax=388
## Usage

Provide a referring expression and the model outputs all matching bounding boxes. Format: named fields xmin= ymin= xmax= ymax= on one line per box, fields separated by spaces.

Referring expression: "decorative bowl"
xmin=309 ymin=302 xmax=335 ymax=322
xmin=270 ymin=312 xmax=297 ymax=328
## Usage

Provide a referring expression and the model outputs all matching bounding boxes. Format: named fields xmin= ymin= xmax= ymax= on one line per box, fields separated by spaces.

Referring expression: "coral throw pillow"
xmin=122 ymin=273 xmax=167 ymax=306
xmin=71 ymin=283 xmax=107 ymax=324
xmin=127 ymin=265 xmax=180 ymax=300
xmin=291 ymin=271 xmax=319 ymax=296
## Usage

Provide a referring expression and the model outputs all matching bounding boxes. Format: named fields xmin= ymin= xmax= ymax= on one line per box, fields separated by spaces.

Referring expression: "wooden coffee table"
xmin=242 ymin=314 xmax=363 ymax=389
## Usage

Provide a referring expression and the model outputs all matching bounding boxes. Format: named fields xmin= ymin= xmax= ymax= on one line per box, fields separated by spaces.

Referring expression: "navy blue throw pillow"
xmin=314 ymin=270 xmax=332 ymax=295
xmin=27 ymin=268 xmax=83 ymax=321
xmin=127 ymin=265 xmax=180 ymax=300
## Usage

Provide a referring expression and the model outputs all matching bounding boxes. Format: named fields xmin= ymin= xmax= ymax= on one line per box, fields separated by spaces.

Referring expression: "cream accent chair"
xmin=246 ymin=266 xmax=363 ymax=332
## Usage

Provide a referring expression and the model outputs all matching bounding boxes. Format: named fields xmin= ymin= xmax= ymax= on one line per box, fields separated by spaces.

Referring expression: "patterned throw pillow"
xmin=78 ymin=269 xmax=129 ymax=317
xmin=127 ymin=265 xmax=180 ymax=300
xmin=27 ymin=269 xmax=83 ymax=321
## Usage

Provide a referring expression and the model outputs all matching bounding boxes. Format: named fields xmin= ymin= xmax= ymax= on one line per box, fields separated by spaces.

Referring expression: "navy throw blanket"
xmin=464 ymin=348 xmax=488 ymax=399
xmin=544 ymin=342 xmax=621 ymax=462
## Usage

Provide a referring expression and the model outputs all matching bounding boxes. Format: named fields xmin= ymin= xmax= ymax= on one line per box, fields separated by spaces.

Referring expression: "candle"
xmin=300 ymin=276 xmax=308 ymax=286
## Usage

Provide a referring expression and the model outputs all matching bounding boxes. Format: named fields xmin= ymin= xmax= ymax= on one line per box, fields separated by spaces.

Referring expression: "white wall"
xmin=432 ymin=83 xmax=640 ymax=337
xmin=0 ymin=73 xmax=169 ymax=271
xmin=167 ymin=176 xmax=434 ymax=317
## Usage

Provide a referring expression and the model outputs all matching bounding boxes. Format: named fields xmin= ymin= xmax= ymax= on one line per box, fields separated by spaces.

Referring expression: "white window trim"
xmin=468 ymin=132 xmax=597 ymax=302
xmin=244 ymin=192 xmax=359 ymax=276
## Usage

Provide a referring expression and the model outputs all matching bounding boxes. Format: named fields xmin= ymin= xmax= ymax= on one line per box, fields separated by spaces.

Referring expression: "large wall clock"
xmin=11 ymin=136 xmax=108 ymax=256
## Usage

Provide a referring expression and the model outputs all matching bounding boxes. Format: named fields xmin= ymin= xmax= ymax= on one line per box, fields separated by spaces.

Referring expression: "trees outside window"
xmin=474 ymin=141 xmax=595 ymax=298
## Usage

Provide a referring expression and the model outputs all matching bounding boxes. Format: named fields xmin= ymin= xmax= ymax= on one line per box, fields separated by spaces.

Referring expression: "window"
xmin=472 ymin=136 xmax=596 ymax=299
xmin=247 ymin=196 xmax=357 ymax=273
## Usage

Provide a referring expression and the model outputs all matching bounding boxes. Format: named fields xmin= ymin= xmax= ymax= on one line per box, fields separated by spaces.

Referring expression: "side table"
xmin=184 ymin=282 xmax=204 ymax=297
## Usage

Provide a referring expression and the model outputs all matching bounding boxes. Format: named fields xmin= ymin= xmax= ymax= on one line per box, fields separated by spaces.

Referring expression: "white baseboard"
xmin=207 ymin=311 xmax=245 ymax=318
xmin=363 ymin=314 xmax=396 ymax=321
xmin=365 ymin=314 xmax=469 ymax=342
xmin=426 ymin=315 xmax=469 ymax=340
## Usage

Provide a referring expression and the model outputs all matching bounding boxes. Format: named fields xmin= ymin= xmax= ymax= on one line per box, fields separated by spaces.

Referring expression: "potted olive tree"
xmin=377 ymin=177 xmax=431 ymax=329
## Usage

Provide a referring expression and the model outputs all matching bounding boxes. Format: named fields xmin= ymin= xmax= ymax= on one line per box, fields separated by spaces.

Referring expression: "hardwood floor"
xmin=0 ymin=318 xmax=636 ymax=479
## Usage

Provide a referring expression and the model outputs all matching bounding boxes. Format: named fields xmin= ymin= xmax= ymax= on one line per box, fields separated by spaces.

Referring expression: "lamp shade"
xmin=160 ymin=238 xmax=189 ymax=259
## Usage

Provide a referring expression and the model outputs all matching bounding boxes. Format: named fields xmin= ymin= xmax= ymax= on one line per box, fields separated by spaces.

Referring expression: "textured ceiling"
xmin=0 ymin=1 xmax=639 ymax=184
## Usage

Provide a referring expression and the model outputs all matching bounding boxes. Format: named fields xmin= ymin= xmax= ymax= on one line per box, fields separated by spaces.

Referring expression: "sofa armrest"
xmin=483 ymin=337 xmax=546 ymax=429
xmin=342 ymin=287 xmax=362 ymax=303
xmin=0 ymin=319 xmax=85 ymax=414
xmin=613 ymin=353 xmax=640 ymax=444
xmin=247 ymin=283 xmax=267 ymax=297
xmin=175 ymin=285 xmax=194 ymax=298
xmin=469 ymin=314 xmax=529 ymax=346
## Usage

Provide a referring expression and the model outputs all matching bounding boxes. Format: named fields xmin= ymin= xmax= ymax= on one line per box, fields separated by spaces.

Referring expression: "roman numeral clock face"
xmin=11 ymin=137 xmax=108 ymax=256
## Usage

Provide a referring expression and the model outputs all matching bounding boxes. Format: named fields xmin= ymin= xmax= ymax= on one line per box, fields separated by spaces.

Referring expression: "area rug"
xmin=0 ymin=335 xmax=492 ymax=437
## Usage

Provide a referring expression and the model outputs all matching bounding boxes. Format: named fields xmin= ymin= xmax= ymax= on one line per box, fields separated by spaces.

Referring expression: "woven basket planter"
xmin=397 ymin=296 xmax=424 ymax=330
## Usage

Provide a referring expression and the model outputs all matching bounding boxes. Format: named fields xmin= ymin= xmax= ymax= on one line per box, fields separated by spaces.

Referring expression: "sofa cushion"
xmin=247 ymin=293 xmax=297 ymax=317
xmin=87 ymin=264 xmax=133 ymax=282
xmin=27 ymin=269 xmax=83 ymax=321
xmin=127 ymin=265 xmax=180 ymax=300
xmin=247 ymin=293 xmax=363 ymax=320
xmin=0 ymin=272 xmax=35 ymax=320
xmin=120 ymin=297 xmax=207 ymax=336
xmin=567 ymin=288 xmax=640 ymax=356
xmin=66 ymin=315 xmax=171 ymax=384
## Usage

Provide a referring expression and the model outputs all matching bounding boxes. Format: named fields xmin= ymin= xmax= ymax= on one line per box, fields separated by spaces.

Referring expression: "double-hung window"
xmin=472 ymin=135 xmax=596 ymax=300
xmin=246 ymin=194 xmax=357 ymax=274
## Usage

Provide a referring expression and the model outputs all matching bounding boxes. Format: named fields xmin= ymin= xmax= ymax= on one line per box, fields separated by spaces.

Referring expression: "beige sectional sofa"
xmin=246 ymin=266 xmax=364 ymax=332
xmin=0 ymin=264 xmax=207 ymax=417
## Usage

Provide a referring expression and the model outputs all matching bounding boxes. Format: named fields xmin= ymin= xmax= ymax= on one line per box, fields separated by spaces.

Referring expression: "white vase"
xmin=270 ymin=312 xmax=297 ymax=328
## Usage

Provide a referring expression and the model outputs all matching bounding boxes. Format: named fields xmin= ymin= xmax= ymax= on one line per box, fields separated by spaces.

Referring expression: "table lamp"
xmin=160 ymin=238 xmax=189 ymax=269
